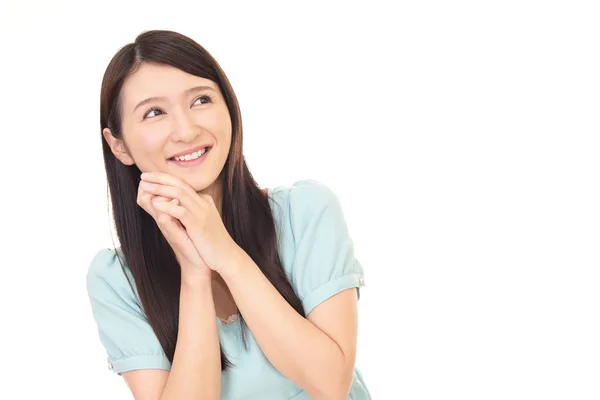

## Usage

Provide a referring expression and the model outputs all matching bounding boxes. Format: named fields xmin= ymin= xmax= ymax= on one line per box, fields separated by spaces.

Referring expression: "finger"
xmin=137 ymin=185 xmax=156 ymax=217
xmin=140 ymin=172 xmax=194 ymax=195
xmin=152 ymin=195 xmax=172 ymax=204
xmin=138 ymin=183 xmax=170 ymax=219
xmin=142 ymin=182 xmax=201 ymax=211
xmin=152 ymin=197 xmax=190 ymax=225
xmin=156 ymin=213 xmax=181 ymax=241
xmin=141 ymin=181 xmax=183 ymax=199
xmin=140 ymin=172 xmax=207 ymax=211
xmin=147 ymin=195 xmax=175 ymax=219
xmin=155 ymin=204 xmax=188 ymax=234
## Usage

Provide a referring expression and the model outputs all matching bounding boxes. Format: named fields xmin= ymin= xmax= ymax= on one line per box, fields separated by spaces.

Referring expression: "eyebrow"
xmin=133 ymin=85 xmax=216 ymax=113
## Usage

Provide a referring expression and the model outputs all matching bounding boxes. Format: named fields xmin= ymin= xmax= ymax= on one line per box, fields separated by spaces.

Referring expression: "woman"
xmin=87 ymin=29 xmax=371 ymax=399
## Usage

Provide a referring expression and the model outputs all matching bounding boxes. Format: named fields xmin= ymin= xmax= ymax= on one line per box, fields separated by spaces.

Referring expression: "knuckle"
xmin=177 ymin=207 xmax=188 ymax=219
xmin=137 ymin=196 xmax=149 ymax=208
xmin=151 ymin=196 xmax=162 ymax=205
xmin=157 ymin=214 xmax=170 ymax=225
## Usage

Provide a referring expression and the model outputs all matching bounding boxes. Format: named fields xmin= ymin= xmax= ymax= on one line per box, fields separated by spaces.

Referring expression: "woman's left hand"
xmin=140 ymin=171 xmax=242 ymax=275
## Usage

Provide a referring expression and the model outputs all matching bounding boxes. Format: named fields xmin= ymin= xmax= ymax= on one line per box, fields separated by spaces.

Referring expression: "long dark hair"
xmin=100 ymin=30 xmax=305 ymax=370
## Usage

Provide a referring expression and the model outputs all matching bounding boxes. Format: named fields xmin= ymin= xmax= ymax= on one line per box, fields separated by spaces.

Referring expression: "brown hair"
xmin=99 ymin=30 xmax=305 ymax=370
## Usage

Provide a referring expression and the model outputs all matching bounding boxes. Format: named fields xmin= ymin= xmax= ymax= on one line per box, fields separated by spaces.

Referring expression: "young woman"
xmin=86 ymin=29 xmax=371 ymax=399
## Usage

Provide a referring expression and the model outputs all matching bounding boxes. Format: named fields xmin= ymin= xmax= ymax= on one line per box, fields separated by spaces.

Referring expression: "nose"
xmin=170 ymin=108 xmax=200 ymax=142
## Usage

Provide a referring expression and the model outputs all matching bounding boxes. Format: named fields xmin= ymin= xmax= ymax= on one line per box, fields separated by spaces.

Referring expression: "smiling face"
xmin=103 ymin=63 xmax=232 ymax=195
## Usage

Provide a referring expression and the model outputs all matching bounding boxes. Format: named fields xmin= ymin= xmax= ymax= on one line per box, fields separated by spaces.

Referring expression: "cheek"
xmin=137 ymin=124 xmax=168 ymax=148
xmin=128 ymin=129 xmax=168 ymax=161
xmin=204 ymin=107 xmax=232 ymax=136
xmin=140 ymin=133 xmax=165 ymax=149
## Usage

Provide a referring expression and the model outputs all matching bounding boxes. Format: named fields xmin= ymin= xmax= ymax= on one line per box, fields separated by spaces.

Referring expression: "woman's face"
xmin=104 ymin=63 xmax=232 ymax=193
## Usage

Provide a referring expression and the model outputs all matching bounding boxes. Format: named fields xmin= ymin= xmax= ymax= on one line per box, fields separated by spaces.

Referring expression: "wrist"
xmin=219 ymin=247 xmax=248 ymax=282
xmin=181 ymin=271 xmax=213 ymax=289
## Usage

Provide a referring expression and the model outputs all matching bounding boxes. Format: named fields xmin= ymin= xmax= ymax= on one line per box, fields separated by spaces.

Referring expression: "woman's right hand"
xmin=137 ymin=180 xmax=212 ymax=282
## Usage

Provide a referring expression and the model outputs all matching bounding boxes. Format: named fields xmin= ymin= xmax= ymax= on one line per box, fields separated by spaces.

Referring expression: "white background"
xmin=1 ymin=1 xmax=598 ymax=399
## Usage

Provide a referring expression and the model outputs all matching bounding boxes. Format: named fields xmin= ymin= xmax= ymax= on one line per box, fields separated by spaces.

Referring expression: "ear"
xmin=103 ymin=128 xmax=135 ymax=166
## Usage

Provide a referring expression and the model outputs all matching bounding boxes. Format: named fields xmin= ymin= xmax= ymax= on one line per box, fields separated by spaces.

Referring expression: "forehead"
xmin=121 ymin=63 xmax=217 ymax=107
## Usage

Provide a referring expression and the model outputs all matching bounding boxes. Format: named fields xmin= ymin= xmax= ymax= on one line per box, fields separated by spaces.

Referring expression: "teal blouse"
xmin=86 ymin=179 xmax=371 ymax=399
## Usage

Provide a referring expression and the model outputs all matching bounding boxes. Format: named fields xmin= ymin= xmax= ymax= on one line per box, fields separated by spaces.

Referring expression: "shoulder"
xmin=85 ymin=248 xmax=170 ymax=374
xmin=268 ymin=179 xmax=337 ymax=202
xmin=288 ymin=179 xmax=346 ymax=233
xmin=87 ymin=247 xmax=123 ymax=285
xmin=267 ymin=179 xmax=349 ymax=252
xmin=268 ymin=180 xmax=363 ymax=314
xmin=288 ymin=179 xmax=339 ymax=209
xmin=269 ymin=179 xmax=341 ymax=224
xmin=86 ymin=247 xmax=138 ymax=304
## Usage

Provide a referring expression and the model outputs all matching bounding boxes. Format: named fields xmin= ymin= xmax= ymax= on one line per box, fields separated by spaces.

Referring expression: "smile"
xmin=168 ymin=146 xmax=211 ymax=167
xmin=171 ymin=147 xmax=208 ymax=161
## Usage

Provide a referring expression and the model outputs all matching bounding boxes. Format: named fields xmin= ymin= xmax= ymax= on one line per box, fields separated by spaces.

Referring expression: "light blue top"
xmin=86 ymin=179 xmax=371 ymax=399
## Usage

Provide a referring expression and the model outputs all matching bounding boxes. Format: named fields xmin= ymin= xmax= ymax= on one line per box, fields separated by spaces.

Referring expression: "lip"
xmin=168 ymin=146 xmax=211 ymax=167
xmin=167 ymin=144 xmax=212 ymax=160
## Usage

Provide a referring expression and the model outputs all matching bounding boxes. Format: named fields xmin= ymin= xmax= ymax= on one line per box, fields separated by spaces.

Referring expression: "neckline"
xmin=217 ymin=314 xmax=240 ymax=327
xmin=219 ymin=313 xmax=239 ymax=325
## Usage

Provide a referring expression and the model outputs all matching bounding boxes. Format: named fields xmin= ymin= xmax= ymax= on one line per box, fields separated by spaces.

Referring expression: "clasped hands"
xmin=137 ymin=171 xmax=242 ymax=279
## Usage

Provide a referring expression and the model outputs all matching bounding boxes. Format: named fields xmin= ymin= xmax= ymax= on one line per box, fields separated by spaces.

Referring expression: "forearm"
xmin=221 ymin=251 xmax=351 ymax=399
xmin=160 ymin=278 xmax=221 ymax=400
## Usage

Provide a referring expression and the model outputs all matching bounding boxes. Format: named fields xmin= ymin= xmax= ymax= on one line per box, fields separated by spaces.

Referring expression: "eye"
xmin=143 ymin=108 xmax=164 ymax=120
xmin=193 ymin=95 xmax=213 ymax=106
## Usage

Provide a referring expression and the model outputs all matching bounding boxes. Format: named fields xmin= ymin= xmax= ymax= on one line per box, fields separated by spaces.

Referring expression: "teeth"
xmin=173 ymin=147 xmax=207 ymax=161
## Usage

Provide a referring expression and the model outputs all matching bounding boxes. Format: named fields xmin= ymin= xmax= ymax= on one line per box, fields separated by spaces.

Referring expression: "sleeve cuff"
xmin=301 ymin=272 xmax=365 ymax=316
xmin=109 ymin=354 xmax=172 ymax=375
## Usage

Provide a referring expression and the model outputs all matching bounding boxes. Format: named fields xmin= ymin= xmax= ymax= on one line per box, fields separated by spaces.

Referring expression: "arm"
xmin=221 ymin=252 xmax=358 ymax=399
xmin=121 ymin=180 xmax=222 ymax=399
xmin=135 ymin=175 xmax=361 ymax=398
xmin=123 ymin=277 xmax=221 ymax=400
xmin=161 ymin=277 xmax=221 ymax=399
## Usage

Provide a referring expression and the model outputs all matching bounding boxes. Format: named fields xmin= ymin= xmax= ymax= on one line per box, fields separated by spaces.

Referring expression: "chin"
xmin=189 ymin=176 xmax=220 ymax=194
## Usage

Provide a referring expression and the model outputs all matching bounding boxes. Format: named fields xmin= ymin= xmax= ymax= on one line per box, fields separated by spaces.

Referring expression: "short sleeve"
xmin=287 ymin=180 xmax=366 ymax=316
xmin=86 ymin=248 xmax=172 ymax=375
